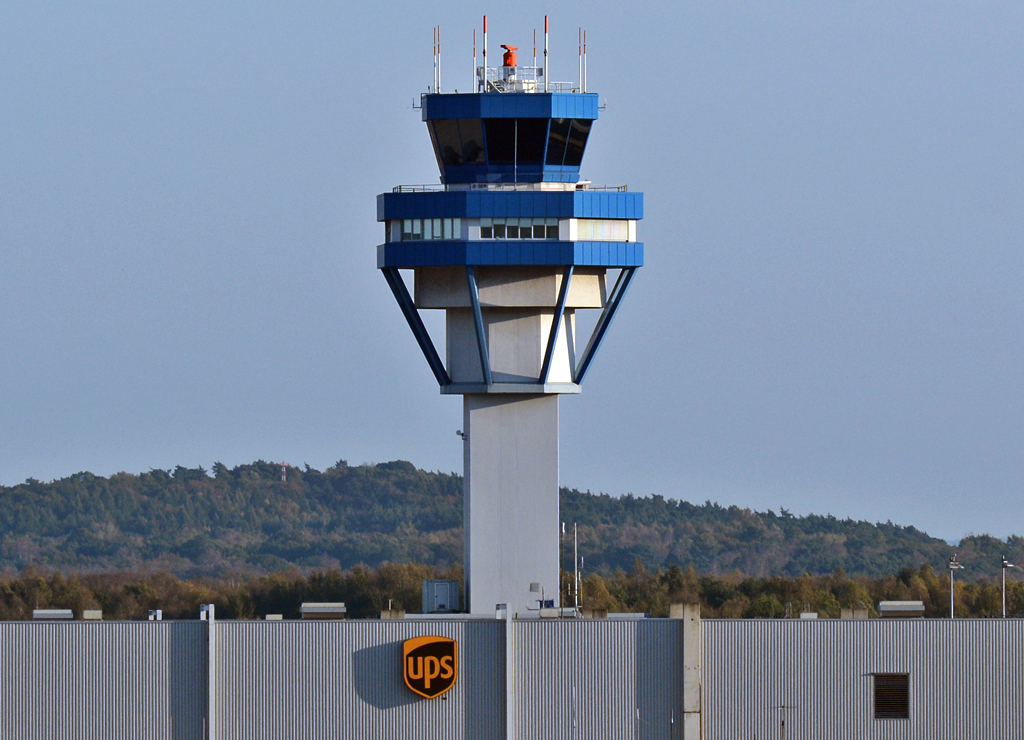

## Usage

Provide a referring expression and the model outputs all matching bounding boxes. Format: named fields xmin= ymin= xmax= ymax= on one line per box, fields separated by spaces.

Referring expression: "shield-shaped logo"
xmin=403 ymin=635 xmax=458 ymax=699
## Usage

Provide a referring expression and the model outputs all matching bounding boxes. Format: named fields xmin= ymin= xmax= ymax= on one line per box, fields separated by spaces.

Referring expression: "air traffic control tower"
xmin=377 ymin=18 xmax=643 ymax=614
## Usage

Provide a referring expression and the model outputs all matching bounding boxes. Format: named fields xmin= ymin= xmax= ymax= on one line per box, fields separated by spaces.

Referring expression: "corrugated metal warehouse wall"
xmin=514 ymin=619 xmax=684 ymax=740
xmin=0 ymin=622 xmax=206 ymax=740
xmin=215 ymin=619 xmax=505 ymax=740
xmin=4 ymin=616 xmax=1024 ymax=739
xmin=703 ymin=619 xmax=1024 ymax=740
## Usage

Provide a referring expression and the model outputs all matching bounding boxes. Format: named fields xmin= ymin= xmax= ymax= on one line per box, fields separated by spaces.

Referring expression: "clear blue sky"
xmin=2 ymin=2 xmax=1022 ymax=541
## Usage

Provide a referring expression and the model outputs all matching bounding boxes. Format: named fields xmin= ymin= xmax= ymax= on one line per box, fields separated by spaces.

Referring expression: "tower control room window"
xmin=484 ymin=119 xmax=516 ymax=164
xmin=874 ymin=674 xmax=909 ymax=720
xmin=563 ymin=119 xmax=592 ymax=167
xmin=546 ymin=118 xmax=570 ymax=165
xmin=516 ymin=119 xmax=548 ymax=165
xmin=430 ymin=119 xmax=485 ymax=166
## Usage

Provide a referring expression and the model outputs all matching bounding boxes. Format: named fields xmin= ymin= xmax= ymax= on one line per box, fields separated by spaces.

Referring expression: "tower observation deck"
xmin=377 ymin=17 xmax=643 ymax=614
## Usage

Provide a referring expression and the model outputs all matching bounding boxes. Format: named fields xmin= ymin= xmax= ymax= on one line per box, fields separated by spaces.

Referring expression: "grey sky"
xmin=1 ymin=2 xmax=1021 ymax=541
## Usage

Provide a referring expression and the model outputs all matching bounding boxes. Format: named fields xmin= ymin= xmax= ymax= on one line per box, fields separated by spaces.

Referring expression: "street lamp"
xmin=1002 ymin=556 xmax=1015 ymax=619
xmin=948 ymin=554 xmax=964 ymax=619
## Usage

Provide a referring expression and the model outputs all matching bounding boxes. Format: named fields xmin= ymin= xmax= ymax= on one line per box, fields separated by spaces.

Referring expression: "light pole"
xmin=1002 ymin=556 xmax=1015 ymax=618
xmin=948 ymin=554 xmax=964 ymax=619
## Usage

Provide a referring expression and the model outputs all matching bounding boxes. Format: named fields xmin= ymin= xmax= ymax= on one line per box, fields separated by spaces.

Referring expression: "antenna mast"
xmin=544 ymin=16 xmax=549 ymax=93
xmin=583 ymin=30 xmax=587 ymax=93
xmin=574 ymin=523 xmax=580 ymax=611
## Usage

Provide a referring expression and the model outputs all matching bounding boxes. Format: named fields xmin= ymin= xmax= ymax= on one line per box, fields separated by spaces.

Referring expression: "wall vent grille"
xmin=874 ymin=673 xmax=910 ymax=719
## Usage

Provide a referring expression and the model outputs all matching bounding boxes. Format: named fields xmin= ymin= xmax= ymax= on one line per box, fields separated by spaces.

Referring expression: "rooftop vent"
xmin=878 ymin=601 xmax=925 ymax=619
xmin=32 ymin=609 xmax=73 ymax=620
xmin=300 ymin=602 xmax=347 ymax=620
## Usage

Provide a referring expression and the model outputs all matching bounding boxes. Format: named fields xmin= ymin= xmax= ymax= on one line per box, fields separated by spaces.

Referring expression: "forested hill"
xmin=1 ymin=460 xmax=1019 ymax=580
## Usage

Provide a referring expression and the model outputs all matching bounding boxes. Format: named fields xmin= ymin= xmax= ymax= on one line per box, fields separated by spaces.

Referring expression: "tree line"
xmin=2 ymin=458 xmax=1020 ymax=580
xmin=2 ymin=561 xmax=1021 ymax=621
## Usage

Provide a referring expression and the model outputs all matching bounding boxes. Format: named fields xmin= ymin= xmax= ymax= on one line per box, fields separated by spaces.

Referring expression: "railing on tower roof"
xmin=475 ymin=64 xmax=577 ymax=94
xmin=392 ymin=183 xmax=628 ymax=193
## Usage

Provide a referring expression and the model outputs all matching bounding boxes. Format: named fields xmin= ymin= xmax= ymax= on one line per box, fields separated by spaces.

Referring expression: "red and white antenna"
xmin=483 ymin=15 xmax=488 ymax=89
xmin=583 ymin=29 xmax=587 ymax=93
xmin=280 ymin=462 xmax=288 ymax=482
xmin=432 ymin=26 xmax=443 ymax=93
xmin=544 ymin=16 xmax=549 ymax=93
xmin=578 ymin=28 xmax=582 ymax=93
xmin=473 ymin=28 xmax=477 ymax=91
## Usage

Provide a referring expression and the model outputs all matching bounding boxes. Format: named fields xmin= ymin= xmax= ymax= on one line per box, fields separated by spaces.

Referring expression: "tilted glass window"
xmin=432 ymin=120 xmax=463 ymax=166
xmin=431 ymin=120 xmax=486 ymax=166
xmin=516 ymin=119 xmax=549 ymax=165
xmin=458 ymin=119 xmax=485 ymax=163
xmin=546 ymin=118 xmax=570 ymax=165
xmin=563 ymin=119 xmax=592 ymax=167
xmin=484 ymin=118 xmax=516 ymax=164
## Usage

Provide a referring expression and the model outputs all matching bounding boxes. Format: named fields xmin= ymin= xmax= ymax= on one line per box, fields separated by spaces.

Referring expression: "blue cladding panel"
xmin=377 ymin=241 xmax=644 ymax=268
xmin=378 ymin=191 xmax=643 ymax=221
xmin=423 ymin=93 xmax=599 ymax=120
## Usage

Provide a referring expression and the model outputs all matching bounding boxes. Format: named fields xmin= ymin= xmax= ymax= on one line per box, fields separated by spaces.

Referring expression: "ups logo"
xmin=403 ymin=635 xmax=458 ymax=699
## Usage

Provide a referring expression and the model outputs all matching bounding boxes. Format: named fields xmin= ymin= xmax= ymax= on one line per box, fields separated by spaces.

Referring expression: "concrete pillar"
xmin=464 ymin=394 xmax=560 ymax=614
xmin=672 ymin=602 xmax=702 ymax=740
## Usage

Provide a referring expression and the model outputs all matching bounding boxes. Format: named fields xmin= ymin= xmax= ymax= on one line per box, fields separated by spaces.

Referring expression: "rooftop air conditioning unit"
xmin=33 ymin=609 xmax=73 ymax=620
xmin=300 ymin=603 xmax=347 ymax=620
xmin=878 ymin=601 xmax=925 ymax=618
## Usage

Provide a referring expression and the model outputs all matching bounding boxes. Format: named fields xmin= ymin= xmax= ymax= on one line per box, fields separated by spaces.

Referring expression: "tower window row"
xmin=386 ymin=218 xmax=637 ymax=242
xmin=480 ymin=218 xmax=559 ymax=240
xmin=401 ymin=218 xmax=462 ymax=241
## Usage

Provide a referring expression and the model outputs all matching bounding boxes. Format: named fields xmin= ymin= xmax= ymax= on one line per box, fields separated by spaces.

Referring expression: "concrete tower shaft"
xmin=378 ymin=20 xmax=643 ymax=613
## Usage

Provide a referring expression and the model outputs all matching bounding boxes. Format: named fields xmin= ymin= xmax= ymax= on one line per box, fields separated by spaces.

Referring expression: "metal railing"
xmin=393 ymin=184 xmax=445 ymax=193
xmin=475 ymin=65 xmax=578 ymax=94
xmin=393 ymin=183 xmax=628 ymax=193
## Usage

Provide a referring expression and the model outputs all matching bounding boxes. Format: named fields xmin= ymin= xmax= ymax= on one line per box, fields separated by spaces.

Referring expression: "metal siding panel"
xmin=0 ymin=622 xmax=206 ymax=740
xmin=514 ymin=620 xmax=683 ymax=740
xmin=215 ymin=620 xmax=504 ymax=740
xmin=703 ymin=619 xmax=1024 ymax=740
